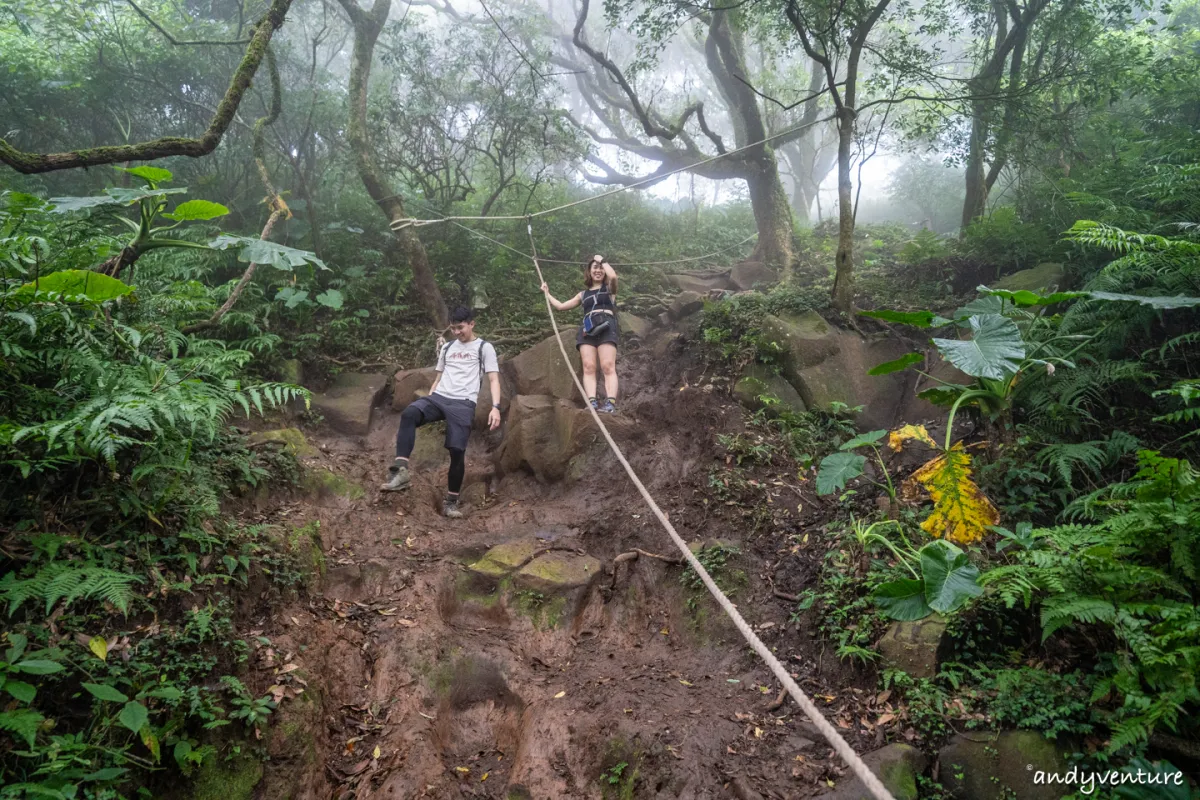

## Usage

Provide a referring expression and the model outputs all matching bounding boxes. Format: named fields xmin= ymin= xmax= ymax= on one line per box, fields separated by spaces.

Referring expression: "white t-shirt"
xmin=434 ymin=338 xmax=499 ymax=403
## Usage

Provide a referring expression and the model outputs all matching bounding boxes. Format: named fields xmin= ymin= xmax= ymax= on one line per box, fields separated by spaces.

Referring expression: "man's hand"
xmin=488 ymin=407 xmax=501 ymax=430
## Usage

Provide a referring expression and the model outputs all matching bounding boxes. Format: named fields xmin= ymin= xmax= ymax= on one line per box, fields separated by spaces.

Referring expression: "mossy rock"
xmin=287 ymin=521 xmax=325 ymax=588
xmin=249 ymin=428 xmax=318 ymax=458
xmin=190 ymin=752 xmax=263 ymax=800
xmin=992 ymin=262 xmax=1065 ymax=293
xmin=877 ymin=615 xmax=947 ymax=679
xmin=515 ymin=551 xmax=602 ymax=594
xmin=278 ymin=358 xmax=304 ymax=385
xmin=937 ymin=730 xmax=1071 ymax=799
xmin=303 ymin=469 xmax=364 ymax=500
xmin=734 ymin=364 xmax=806 ymax=416
xmin=468 ymin=538 xmax=542 ymax=582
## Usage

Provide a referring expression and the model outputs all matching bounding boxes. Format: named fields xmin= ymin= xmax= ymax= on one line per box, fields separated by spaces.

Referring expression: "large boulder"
xmin=993 ymin=262 xmax=1065 ymax=293
xmin=391 ymin=366 xmax=437 ymax=412
xmin=759 ymin=313 xmax=915 ymax=429
xmin=938 ymin=731 xmax=1071 ymax=800
xmin=821 ymin=743 xmax=927 ymax=800
xmin=877 ymin=616 xmax=947 ymax=678
xmin=734 ymin=364 xmax=806 ymax=416
xmin=668 ymin=290 xmax=705 ymax=320
xmin=496 ymin=395 xmax=634 ymax=481
xmin=310 ymin=373 xmax=387 ymax=435
xmin=667 ymin=271 xmax=732 ymax=294
xmin=503 ymin=332 xmax=581 ymax=402
xmin=620 ymin=313 xmax=654 ymax=341
xmin=729 ymin=261 xmax=777 ymax=292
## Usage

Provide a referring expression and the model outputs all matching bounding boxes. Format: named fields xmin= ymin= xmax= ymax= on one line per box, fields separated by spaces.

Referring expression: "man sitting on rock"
xmin=381 ymin=306 xmax=501 ymax=518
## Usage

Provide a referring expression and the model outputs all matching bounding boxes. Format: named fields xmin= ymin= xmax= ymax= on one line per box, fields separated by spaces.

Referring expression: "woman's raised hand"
xmin=540 ymin=282 xmax=549 ymax=293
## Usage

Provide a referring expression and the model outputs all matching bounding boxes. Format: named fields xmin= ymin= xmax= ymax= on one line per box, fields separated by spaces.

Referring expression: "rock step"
xmin=310 ymin=372 xmax=388 ymax=436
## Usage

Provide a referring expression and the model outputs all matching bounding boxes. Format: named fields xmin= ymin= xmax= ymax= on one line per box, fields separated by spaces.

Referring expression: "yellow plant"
xmin=889 ymin=424 xmax=1000 ymax=545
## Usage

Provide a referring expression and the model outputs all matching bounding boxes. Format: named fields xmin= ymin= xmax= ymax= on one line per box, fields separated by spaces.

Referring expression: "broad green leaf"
xmin=2 ymin=192 xmax=48 ymax=212
xmin=5 ymin=680 xmax=36 ymax=703
xmin=88 ymin=635 xmax=108 ymax=661
xmin=315 ymin=289 xmax=344 ymax=309
xmin=839 ymin=430 xmax=887 ymax=451
xmin=868 ymin=352 xmax=924 ymax=375
xmin=917 ymin=385 xmax=966 ymax=406
xmin=278 ymin=288 xmax=309 ymax=309
xmin=920 ymin=540 xmax=983 ymax=614
xmin=174 ymin=740 xmax=194 ymax=767
xmin=18 ymin=270 xmax=134 ymax=303
xmin=932 ymin=314 xmax=1024 ymax=380
xmin=858 ymin=309 xmax=952 ymax=328
xmin=954 ymin=295 xmax=1004 ymax=318
xmin=83 ymin=767 xmax=129 ymax=782
xmin=874 ymin=579 xmax=933 ymax=621
xmin=209 ymin=234 xmax=327 ymax=271
xmin=1114 ymin=759 xmax=1192 ymax=800
xmin=118 ymin=701 xmax=149 ymax=734
xmin=1086 ymin=291 xmax=1200 ymax=309
xmin=978 ymin=286 xmax=1086 ymax=306
xmin=4 ymin=311 xmax=37 ymax=335
xmin=15 ymin=659 xmax=64 ymax=675
xmin=816 ymin=452 xmax=866 ymax=495
xmin=142 ymin=686 xmax=182 ymax=702
xmin=119 ymin=165 xmax=173 ymax=184
xmin=47 ymin=194 xmax=122 ymax=213
xmin=5 ymin=633 xmax=28 ymax=662
xmin=104 ymin=186 xmax=187 ymax=205
xmin=83 ymin=683 xmax=129 ymax=703
xmin=163 ymin=199 xmax=229 ymax=221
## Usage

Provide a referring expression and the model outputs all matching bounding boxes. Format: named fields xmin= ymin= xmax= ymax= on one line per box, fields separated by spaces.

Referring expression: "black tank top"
xmin=582 ymin=283 xmax=615 ymax=314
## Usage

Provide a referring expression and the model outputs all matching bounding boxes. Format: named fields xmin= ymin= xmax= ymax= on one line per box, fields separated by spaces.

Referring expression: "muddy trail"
xmin=242 ymin=338 xmax=889 ymax=800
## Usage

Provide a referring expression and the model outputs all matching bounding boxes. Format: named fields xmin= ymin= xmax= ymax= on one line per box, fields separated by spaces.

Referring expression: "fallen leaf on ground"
xmin=553 ymin=691 xmax=566 ymax=699
xmin=373 ymin=746 xmax=381 ymax=760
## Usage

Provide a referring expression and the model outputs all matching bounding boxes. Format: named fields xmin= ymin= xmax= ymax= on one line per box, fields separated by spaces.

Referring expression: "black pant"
xmin=394 ymin=395 xmax=470 ymax=493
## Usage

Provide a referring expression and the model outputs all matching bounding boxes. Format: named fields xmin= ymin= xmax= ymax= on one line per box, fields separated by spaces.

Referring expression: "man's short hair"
xmin=449 ymin=306 xmax=475 ymax=324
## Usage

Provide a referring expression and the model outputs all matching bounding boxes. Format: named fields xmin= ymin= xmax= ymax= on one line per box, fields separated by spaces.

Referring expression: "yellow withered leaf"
xmin=888 ymin=424 xmax=937 ymax=452
xmin=906 ymin=446 xmax=999 ymax=545
xmin=88 ymin=636 xmax=108 ymax=661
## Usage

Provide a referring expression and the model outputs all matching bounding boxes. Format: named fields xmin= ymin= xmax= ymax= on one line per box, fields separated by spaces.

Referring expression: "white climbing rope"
xmin=525 ymin=222 xmax=896 ymax=800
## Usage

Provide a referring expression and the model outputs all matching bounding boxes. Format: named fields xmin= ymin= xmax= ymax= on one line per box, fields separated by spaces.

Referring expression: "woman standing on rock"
xmin=541 ymin=254 xmax=620 ymax=413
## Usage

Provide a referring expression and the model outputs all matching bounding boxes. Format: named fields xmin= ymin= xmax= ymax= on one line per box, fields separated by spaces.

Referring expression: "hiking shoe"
xmin=442 ymin=498 xmax=464 ymax=518
xmin=380 ymin=464 xmax=411 ymax=492
xmin=588 ymin=397 xmax=599 ymax=411
xmin=599 ymin=398 xmax=617 ymax=414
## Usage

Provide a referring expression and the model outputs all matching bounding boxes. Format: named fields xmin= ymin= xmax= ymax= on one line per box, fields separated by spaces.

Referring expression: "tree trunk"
xmin=340 ymin=0 xmax=447 ymax=330
xmin=747 ymin=153 xmax=794 ymax=276
xmin=961 ymin=100 xmax=991 ymax=230
xmin=830 ymin=107 xmax=856 ymax=315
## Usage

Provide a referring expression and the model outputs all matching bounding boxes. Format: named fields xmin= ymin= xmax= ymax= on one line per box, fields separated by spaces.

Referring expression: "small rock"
xmin=620 ymin=312 xmax=654 ymax=341
xmin=733 ymin=364 xmax=806 ymax=416
xmin=248 ymin=428 xmax=318 ymax=458
xmin=515 ymin=551 xmax=602 ymax=593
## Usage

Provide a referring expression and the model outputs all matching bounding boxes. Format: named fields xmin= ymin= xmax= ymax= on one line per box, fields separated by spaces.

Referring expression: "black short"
xmin=576 ymin=314 xmax=620 ymax=349
xmin=408 ymin=394 xmax=475 ymax=450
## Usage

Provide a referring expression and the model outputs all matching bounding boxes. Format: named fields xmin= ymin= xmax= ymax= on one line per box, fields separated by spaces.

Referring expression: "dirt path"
xmin=250 ymin=349 xmax=878 ymax=800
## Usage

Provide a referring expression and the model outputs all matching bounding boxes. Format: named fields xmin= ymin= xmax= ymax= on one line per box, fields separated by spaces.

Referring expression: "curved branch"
xmin=0 ymin=0 xmax=294 ymax=174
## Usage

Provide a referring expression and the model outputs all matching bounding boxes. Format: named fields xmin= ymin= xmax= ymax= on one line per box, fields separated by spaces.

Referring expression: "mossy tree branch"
xmin=0 ymin=0 xmax=294 ymax=174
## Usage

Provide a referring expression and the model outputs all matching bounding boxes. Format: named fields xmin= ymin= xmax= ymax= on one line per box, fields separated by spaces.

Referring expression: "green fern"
xmin=0 ymin=708 xmax=44 ymax=747
xmin=0 ymin=562 xmax=144 ymax=615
